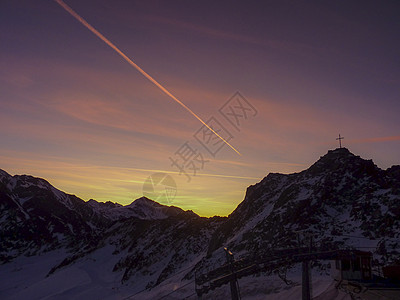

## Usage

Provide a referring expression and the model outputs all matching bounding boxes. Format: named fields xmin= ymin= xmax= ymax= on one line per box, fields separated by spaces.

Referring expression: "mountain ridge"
xmin=1 ymin=148 xmax=400 ymax=299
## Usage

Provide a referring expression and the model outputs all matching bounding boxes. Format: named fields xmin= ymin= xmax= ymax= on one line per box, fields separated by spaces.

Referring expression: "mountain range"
xmin=1 ymin=148 xmax=399 ymax=299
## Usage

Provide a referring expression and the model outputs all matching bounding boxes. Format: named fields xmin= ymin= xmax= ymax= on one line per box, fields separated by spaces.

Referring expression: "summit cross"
xmin=336 ymin=134 xmax=344 ymax=148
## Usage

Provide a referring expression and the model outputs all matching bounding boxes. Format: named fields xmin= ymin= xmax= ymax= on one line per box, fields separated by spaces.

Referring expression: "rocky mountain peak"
xmin=126 ymin=196 xmax=185 ymax=219
xmin=306 ymin=147 xmax=378 ymax=176
xmin=127 ymin=196 xmax=160 ymax=207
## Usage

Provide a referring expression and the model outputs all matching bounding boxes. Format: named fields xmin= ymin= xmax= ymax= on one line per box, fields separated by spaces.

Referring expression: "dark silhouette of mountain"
xmin=207 ymin=148 xmax=400 ymax=258
xmin=1 ymin=148 xmax=399 ymax=298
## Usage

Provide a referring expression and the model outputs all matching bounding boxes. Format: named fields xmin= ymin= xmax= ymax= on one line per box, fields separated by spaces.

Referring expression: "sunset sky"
xmin=1 ymin=0 xmax=399 ymax=216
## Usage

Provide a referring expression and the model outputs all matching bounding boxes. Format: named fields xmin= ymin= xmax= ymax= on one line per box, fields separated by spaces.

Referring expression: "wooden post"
xmin=229 ymin=279 xmax=240 ymax=300
xmin=302 ymin=234 xmax=313 ymax=300
xmin=224 ymin=248 xmax=240 ymax=300
xmin=302 ymin=260 xmax=311 ymax=300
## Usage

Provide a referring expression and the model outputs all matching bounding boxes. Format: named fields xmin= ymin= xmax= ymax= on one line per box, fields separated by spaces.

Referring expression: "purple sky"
xmin=1 ymin=0 xmax=399 ymax=216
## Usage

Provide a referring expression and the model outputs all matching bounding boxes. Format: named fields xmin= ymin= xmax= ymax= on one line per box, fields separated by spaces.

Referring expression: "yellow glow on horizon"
xmin=0 ymin=154 xmax=259 ymax=216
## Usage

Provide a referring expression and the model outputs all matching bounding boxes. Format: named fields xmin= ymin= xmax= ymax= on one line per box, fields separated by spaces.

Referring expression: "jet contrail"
xmin=54 ymin=0 xmax=241 ymax=156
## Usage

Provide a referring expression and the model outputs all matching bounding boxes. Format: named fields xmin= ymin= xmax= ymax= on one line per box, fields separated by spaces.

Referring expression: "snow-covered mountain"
xmin=1 ymin=148 xmax=399 ymax=299
xmin=208 ymin=148 xmax=400 ymax=260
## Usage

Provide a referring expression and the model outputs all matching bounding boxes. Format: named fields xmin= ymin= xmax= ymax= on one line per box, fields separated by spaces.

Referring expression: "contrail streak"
xmin=54 ymin=0 xmax=241 ymax=155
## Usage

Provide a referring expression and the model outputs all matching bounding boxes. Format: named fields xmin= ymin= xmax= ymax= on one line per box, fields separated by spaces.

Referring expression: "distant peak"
xmin=306 ymin=147 xmax=379 ymax=176
xmin=320 ymin=147 xmax=355 ymax=160
xmin=129 ymin=196 xmax=162 ymax=207
xmin=322 ymin=147 xmax=352 ymax=156
xmin=330 ymin=147 xmax=351 ymax=153
xmin=135 ymin=196 xmax=153 ymax=202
